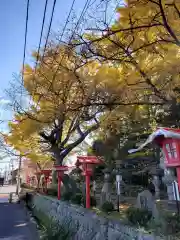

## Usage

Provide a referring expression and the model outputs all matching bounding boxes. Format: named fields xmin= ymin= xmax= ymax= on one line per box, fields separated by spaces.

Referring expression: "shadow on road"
xmin=0 ymin=203 xmax=36 ymax=240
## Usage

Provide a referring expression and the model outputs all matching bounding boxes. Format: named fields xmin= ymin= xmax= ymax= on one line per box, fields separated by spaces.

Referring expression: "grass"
xmin=91 ymin=203 xmax=130 ymax=222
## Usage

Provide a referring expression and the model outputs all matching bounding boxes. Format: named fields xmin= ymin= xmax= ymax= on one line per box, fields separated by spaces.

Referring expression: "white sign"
xmin=116 ymin=175 xmax=122 ymax=182
xmin=173 ymin=180 xmax=180 ymax=201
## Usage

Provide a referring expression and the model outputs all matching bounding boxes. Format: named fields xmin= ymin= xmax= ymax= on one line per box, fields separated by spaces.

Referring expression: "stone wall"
xmin=30 ymin=194 xmax=164 ymax=240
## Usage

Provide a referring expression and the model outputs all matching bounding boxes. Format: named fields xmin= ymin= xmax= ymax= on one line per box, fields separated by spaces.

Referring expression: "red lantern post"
xmin=41 ymin=169 xmax=52 ymax=193
xmin=76 ymin=156 xmax=104 ymax=209
xmin=154 ymin=128 xmax=180 ymax=190
xmin=54 ymin=165 xmax=69 ymax=200
xmin=26 ymin=175 xmax=30 ymax=185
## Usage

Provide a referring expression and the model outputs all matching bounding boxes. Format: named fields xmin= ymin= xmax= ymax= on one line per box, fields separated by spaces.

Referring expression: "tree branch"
xmin=159 ymin=0 xmax=180 ymax=45
xmin=61 ymin=121 xmax=100 ymax=159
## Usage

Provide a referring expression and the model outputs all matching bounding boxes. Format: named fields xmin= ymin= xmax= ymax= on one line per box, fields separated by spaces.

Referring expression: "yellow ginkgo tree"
xmin=6 ymin=45 xmax=128 ymax=166
xmin=5 ymin=120 xmax=52 ymax=170
xmin=76 ymin=0 xmax=180 ymax=104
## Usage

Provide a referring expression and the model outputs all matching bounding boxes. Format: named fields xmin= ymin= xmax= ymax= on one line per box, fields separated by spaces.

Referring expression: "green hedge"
xmin=101 ymin=201 xmax=114 ymax=213
xmin=126 ymin=207 xmax=152 ymax=227
xmin=32 ymin=206 xmax=75 ymax=239
xmin=21 ymin=184 xmax=97 ymax=207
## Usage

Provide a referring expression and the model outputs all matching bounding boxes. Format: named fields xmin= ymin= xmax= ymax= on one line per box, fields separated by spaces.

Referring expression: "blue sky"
xmin=0 ymin=0 xmax=118 ymax=170
xmin=0 ymin=0 xmax=88 ymax=97
xmin=0 ymin=0 xmax=89 ymax=169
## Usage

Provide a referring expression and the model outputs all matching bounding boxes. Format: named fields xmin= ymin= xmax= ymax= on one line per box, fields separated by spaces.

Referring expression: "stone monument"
xmin=162 ymin=168 xmax=177 ymax=200
xmin=100 ymin=168 xmax=112 ymax=204
xmin=136 ymin=189 xmax=159 ymax=218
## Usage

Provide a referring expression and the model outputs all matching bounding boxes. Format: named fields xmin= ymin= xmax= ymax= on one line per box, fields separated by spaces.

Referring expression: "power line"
xmin=35 ymin=0 xmax=49 ymax=71
xmin=27 ymin=0 xmax=55 ymax=111
xmin=33 ymin=0 xmax=77 ymax=107
xmin=42 ymin=0 xmax=57 ymax=58
xmin=20 ymin=0 xmax=30 ymax=103
xmin=20 ymin=0 xmax=92 ymax=118
xmin=22 ymin=0 xmax=30 ymax=80
xmin=108 ymin=0 xmax=121 ymax=25
xmin=29 ymin=0 xmax=49 ymax=106
xmin=47 ymin=0 xmax=92 ymax=91
xmin=58 ymin=0 xmax=76 ymax=43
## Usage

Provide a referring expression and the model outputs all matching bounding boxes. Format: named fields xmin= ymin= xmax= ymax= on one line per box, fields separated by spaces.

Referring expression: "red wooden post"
xmin=45 ymin=176 xmax=48 ymax=193
xmin=177 ymin=168 xmax=180 ymax=191
xmin=57 ymin=174 xmax=62 ymax=200
xmin=85 ymin=171 xmax=91 ymax=208
xmin=54 ymin=165 xmax=69 ymax=200
xmin=76 ymin=156 xmax=104 ymax=209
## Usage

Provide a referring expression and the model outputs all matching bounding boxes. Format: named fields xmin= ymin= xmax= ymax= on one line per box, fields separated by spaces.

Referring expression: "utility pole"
xmin=9 ymin=159 xmax=14 ymax=185
xmin=16 ymin=155 xmax=22 ymax=195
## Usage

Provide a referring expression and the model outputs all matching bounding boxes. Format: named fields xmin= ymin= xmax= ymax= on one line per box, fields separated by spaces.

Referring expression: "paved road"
xmin=0 ymin=185 xmax=38 ymax=240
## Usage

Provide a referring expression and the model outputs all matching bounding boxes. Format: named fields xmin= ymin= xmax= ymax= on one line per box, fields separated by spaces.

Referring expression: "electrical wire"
xmin=24 ymin=0 xmax=92 ymax=114
xmin=42 ymin=0 xmax=57 ymax=58
xmin=35 ymin=0 xmax=49 ymax=71
xmin=58 ymin=0 xmax=76 ymax=43
xmin=108 ymin=0 xmax=121 ymax=25
xmin=34 ymin=0 xmax=78 ymax=107
xmin=21 ymin=0 xmax=30 ymax=81
xmin=50 ymin=0 xmax=92 ymax=87
xmin=27 ymin=0 xmax=56 ymax=109
xmin=28 ymin=0 xmax=49 ymax=106
xmin=20 ymin=0 xmax=30 ymax=104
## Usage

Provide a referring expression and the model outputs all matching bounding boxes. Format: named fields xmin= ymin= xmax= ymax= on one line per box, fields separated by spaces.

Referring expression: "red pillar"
xmin=85 ymin=172 xmax=91 ymax=209
xmin=45 ymin=177 xmax=48 ymax=193
xmin=176 ymin=167 xmax=180 ymax=191
xmin=58 ymin=176 xmax=61 ymax=200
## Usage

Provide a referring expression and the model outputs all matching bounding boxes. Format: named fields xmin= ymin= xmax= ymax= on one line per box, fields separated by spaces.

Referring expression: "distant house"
xmin=10 ymin=168 xmax=18 ymax=184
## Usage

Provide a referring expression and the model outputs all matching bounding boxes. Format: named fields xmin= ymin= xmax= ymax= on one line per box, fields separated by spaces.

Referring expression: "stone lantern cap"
xmin=103 ymin=168 xmax=111 ymax=174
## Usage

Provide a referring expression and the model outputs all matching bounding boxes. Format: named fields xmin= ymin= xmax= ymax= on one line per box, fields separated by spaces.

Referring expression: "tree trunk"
xmin=51 ymin=146 xmax=64 ymax=165
xmin=37 ymin=176 xmax=41 ymax=191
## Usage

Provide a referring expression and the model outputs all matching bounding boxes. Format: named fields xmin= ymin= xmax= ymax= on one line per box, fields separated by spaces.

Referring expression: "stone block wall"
xmin=30 ymin=194 xmax=164 ymax=240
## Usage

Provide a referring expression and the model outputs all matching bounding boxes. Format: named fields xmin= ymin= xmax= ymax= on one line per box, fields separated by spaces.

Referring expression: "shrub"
xmin=82 ymin=195 xmax=97 ymax=208
xmin=126 ymin=207 xmax=152 ymax=226
xmin=101 ymin=201 xmax=114 ymax=213
xmin=18 ymin=193 xmax=27 ymax=202
xmin=20 ymin=183 xmax=34 ymax=189
xmin=47 ymin=188 xmax=57 ymax=197
xmin=33 ymin=208 xmax=75 ymax=240
xmin=90 ymin=196 xmax=97 ymax=207
xmin=164 ymin=213 xmax=180 ymax=235
xmin=61 ymin=191 xmax=73 ymax=201
xmin=71 ymin=193 xmax=83 ymax=205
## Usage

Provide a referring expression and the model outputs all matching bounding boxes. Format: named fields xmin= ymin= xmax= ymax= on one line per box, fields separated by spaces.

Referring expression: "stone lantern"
xmin=101 ymin=168 xmax=112 ymax=205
